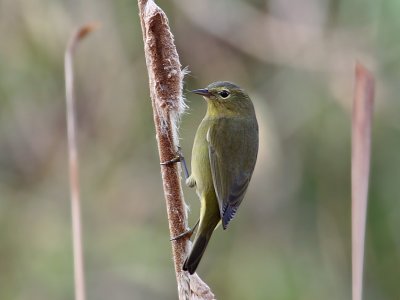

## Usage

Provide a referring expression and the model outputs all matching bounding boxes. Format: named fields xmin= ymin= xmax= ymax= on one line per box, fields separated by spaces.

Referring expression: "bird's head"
xmin=191 ymin=81 xmax=254 ymax=117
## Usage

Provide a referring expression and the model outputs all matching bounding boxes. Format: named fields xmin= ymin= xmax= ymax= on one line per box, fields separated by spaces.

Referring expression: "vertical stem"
xmin=351 ymin=63 xmax=375 ymax=300
xmin=64 ymin=23 xmax=98 ymax=300
xmin=137 ymin=1 xmax=215 ymax=299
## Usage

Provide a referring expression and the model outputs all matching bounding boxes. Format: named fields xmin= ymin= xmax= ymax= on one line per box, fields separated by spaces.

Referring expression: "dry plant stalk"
xmin=64 ymin=22 xmax=99 ymax=300
xmin=352 ymin=63 xmax=375 ymax=300
xmin=137 ymin=1 xmax=215 ymax=299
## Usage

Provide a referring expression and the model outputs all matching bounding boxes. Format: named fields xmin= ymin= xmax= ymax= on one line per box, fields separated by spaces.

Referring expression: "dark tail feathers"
xmin=183 ymin=234 xmax=211 ymax=274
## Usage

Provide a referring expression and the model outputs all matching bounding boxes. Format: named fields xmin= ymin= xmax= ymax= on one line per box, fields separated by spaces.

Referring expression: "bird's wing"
xmin=207 ymin=117 xmax=258 ymax=229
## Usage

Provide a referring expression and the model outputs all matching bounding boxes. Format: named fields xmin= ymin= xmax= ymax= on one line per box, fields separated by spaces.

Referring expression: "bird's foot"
xmin=160 ymin=146 xmax=189 ymax=179
xmin=170 ymin=219 xmax=199 ymax=241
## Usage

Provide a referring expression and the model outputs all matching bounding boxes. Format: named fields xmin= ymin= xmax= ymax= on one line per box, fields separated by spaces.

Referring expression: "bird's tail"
xmin=183 ymin=233 xmax=211 ymax=275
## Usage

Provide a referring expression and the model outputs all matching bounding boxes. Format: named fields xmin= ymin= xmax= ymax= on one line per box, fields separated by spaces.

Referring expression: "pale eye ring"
xmin=219 ymin=90 xmax=230 ymax=98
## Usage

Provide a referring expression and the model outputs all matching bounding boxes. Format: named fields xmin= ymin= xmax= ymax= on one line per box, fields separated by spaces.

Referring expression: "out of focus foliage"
xmin=0 ymin=0 xmax=399 ymax=299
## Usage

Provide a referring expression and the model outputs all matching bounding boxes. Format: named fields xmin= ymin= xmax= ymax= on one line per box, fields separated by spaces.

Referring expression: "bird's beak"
xmin=191 ymin=88 xmax=211 ymax=97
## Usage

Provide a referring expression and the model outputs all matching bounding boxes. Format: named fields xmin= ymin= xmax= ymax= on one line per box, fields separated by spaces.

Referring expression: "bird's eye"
xmin=219 ymin=90 xmax=230 ymax=98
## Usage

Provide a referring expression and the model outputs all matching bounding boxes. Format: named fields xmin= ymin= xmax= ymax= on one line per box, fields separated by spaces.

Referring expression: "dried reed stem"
xmin=352 ymin=63 xmax=375 ymax=300
xmin=137 ymin=1 xmax=215 ymax=299
xmin=64 ymin=22 xmax=99 ymax=300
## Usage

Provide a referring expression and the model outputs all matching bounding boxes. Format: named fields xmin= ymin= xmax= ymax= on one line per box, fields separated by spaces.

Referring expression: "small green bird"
xmin=183 ymin=81 xmax=259 ymax=274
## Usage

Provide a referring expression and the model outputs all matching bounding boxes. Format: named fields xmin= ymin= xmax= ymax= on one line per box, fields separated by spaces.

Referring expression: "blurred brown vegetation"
xmin=0 ymin=0 xmax=399 ymax=299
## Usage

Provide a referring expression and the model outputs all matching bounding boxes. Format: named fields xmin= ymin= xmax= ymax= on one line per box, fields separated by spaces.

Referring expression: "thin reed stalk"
xmin=64 ymin=22 xmax=99 ymax=300
xmin=352 ymin=62 xmax=375 ymax=300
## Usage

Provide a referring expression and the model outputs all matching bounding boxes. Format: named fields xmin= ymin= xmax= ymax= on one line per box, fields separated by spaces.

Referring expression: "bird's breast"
xmin=191 ymin=119 xmax=214 ymax=196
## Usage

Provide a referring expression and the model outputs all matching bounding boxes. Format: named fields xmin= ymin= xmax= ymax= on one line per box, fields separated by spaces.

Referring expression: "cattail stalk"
xmin=64 ymin=23 xmax=99 ymax=300
xmin=137 ymin=1 xmax=215 ymax=299
xmin=352 ymin=63 xmax=375 ymax=300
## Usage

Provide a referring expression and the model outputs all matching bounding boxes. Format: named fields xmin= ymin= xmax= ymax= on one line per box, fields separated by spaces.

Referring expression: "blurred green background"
xmin=1 ymin=0 xmax=400 ymax=299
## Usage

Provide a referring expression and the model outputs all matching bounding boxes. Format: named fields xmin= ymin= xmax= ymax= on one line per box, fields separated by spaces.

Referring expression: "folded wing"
xmin=207 ymin=117 xmax=258 ymax=229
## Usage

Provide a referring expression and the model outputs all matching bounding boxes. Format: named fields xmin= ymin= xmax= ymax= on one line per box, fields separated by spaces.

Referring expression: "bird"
xmin=183 ymin=81 xmax=259 ymax=274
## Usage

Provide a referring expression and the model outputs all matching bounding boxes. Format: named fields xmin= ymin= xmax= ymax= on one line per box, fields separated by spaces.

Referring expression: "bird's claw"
xmin=160 ymin=156 xmax=181 ymax=165
xmin=170 ymin=229 xmax=194 ymax=241
xmin=160 ymin=146 xmax=190 ymax=179
xmin=170 ymin=219 xmax=200 ymax=241
xmin=160 ymin=146 xmax=184 ymax=165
